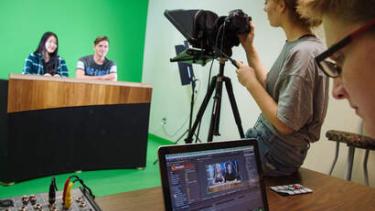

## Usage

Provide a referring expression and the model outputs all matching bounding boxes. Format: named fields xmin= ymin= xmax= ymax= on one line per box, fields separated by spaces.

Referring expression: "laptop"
xmin=158 ymin=139 xmax=269 ymax=211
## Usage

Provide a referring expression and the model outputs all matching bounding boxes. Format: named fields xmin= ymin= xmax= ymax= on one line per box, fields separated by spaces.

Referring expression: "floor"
xmin=0 ymin=137 xmax=170 ymax=199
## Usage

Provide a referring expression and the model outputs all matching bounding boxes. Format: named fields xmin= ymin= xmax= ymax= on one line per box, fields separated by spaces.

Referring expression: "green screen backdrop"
xmin=0 ymin=0 xmax=149 ymax=82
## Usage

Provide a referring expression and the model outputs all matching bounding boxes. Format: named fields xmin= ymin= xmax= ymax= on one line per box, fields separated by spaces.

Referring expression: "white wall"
xmin=142 ymin=0 xmax=374 ymax=186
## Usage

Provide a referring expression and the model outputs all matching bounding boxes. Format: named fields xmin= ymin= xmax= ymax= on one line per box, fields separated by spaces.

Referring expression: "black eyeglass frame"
xmin=315 ymin=18 xmax=375 ymax=78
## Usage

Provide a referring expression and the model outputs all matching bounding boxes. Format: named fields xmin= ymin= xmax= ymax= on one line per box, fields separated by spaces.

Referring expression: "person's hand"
xmin=53 ymin=74 xmax=61 ymax=78
xmin=236 ymin=61 xmax=257 ymax=88
xmin=43 ymin=73 xmax=52 ymax=77
xmin=238 ymin=21 xmax=256 ymax=53
xmin=102 ymin=74 xmax=115 ymax=81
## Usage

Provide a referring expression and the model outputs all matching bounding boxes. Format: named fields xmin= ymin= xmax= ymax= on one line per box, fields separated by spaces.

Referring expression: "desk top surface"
xmin=96 ymin=168 xmax=375 ymax=211
xmin=7 ymin=74 xmax=152 ymax=112
xmin=9 ymin=74 xmax=152 ymax=88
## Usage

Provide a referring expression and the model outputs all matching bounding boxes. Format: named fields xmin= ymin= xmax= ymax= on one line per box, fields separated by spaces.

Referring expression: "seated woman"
xmin=23 ymin=32 xmax=68 ymax=77
xmin=224 ymin=161 xmax=240 ymax=182
xmin=75 ymin=36 xmax=117 ymax=81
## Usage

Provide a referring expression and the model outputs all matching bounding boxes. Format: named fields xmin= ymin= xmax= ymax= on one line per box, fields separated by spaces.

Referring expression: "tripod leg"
xmin=208 ymin=76 xmax=223 ymax=142
xmin=185 ymin=76 xmax=217 ymax=143
xmin=195 ymin=121 xmax=203 ymax=143
xmin=224 ymin=77 xmax=245 ymax=138
xmin=152 ymin=129 xmax=190 ymax=165
xmin=174 ymin=129 xmax=189 ymax=144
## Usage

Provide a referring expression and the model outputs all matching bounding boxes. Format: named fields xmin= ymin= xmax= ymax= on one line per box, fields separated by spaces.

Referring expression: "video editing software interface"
xmin=165 ymin=145 xmax=266 ymax=211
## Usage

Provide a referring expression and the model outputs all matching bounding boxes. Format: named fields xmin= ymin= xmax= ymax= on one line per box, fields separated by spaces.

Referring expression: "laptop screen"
xmin=158 ymin=140 xmax=268 ymax=211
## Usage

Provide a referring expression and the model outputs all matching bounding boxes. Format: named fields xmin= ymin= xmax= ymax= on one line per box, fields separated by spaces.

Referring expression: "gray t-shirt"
xmin=76 ymin=55 xmax=117 ymax=76
xmin=264 ymin=35 xmax=328 ymax=143
xmin=249 ymin=35 xmax=329 ymax=173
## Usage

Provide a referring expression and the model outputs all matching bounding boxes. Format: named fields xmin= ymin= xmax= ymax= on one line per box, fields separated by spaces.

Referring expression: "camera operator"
xmin=235 ymin=0 xmax=329 ymax=176
xmin=298 ymin=1 xmax=375 ymax=138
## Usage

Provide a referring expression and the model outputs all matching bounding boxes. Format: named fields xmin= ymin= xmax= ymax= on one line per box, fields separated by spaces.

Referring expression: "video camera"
xmin=166 ymin=9 xmax=251 ymax=65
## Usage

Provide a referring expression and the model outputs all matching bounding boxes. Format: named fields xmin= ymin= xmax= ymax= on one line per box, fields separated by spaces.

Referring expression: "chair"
xmin=326 ymin=130 xmax=375 ymax=186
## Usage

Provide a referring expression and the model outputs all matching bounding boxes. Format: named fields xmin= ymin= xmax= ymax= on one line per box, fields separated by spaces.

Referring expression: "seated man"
xmin=76 ymin=36 xmax=117 ymax=81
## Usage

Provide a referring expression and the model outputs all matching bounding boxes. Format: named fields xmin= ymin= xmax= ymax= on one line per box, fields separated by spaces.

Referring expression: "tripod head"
xmin=214 ymin=47 xmax=239 ymax=68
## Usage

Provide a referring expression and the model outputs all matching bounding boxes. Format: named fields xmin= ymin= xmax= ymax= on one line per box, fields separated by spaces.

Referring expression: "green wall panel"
xmin=0 ymin=0 xmax=148 ymax=82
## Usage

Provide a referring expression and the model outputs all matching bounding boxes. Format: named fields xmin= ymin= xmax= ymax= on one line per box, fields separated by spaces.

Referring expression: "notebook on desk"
xmin=158 ymin=139 xmax=269 ymax=211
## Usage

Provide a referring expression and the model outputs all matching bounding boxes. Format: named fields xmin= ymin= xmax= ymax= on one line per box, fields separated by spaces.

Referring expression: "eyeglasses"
xmin=315 ymin=18 xmax=375 ymax=78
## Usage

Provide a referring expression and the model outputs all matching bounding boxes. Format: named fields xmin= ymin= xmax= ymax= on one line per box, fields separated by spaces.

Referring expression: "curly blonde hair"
xmin=272 ymin=0 xmax=322 ymax=27
xmin=297 ymin=0 xmax=375 ymax=23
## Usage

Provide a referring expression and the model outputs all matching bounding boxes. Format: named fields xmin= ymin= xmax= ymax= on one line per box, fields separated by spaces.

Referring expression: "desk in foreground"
xmin=96 ymin=168 xmax=375 ymax=211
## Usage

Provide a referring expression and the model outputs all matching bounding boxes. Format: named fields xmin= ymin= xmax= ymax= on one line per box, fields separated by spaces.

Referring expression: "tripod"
xmin=169 ymin=77 xmax=202 ymax=144
xmin=153 ymin=77 xmax=201 ymax=165
xmin=185 ymin=58 xmax=245 ymax=143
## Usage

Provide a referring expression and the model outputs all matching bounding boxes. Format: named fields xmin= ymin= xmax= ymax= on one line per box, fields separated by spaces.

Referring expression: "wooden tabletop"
xmin=96 ymin=168 xmax=375 ymax=211
xmin=7 ymin=74 xmax=152 ymax=113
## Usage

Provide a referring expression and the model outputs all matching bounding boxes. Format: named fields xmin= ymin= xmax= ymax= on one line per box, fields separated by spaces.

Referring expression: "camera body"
xmin=192 ymin=9 xmax=251 ymax=57
xmin=165 ymin=9 xmax=251 ymax=60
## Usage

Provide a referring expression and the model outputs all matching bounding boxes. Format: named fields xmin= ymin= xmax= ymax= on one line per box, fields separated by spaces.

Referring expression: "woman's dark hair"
xmin=34 ymin=32 xmax=59 ymax=75
xmin=34 ymin=31 xmax=59 ymax=56
xmin=225 ymin=162 xmax=233 ymax=170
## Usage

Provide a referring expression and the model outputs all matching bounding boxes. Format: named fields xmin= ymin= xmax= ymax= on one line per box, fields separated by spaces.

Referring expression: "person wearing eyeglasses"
xmin=235 ymin=0 xmax=329 ymax=176
xmin=298 ymin=1 xmax=375 ymax=138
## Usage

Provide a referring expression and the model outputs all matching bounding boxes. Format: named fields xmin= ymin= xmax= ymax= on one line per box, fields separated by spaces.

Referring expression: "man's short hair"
xmin=94 ymin=36 xmax=109 ymax=45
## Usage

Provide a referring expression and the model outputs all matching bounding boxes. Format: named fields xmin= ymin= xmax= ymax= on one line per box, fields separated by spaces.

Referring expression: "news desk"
xmin=96 ymin=168 xmax=375 ymax=211
xmin=0 ymin=74 xmax=152 ymax=183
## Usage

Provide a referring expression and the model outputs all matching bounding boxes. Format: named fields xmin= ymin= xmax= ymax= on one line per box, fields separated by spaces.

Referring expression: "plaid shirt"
xmin=23 ymin=53 xmax=69 ymax=77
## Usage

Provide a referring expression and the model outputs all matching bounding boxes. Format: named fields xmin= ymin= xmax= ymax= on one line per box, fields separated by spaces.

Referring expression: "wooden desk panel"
xmin=0 ymin=75 xmax=152 ymax=182
xmin=96 ymin=168 xmax=375 ymax=211
xmin=7 ymin=74 xmax=152 ymax=113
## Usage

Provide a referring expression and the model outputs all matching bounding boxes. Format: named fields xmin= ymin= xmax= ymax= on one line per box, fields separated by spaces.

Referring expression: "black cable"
xmin=194 ymin=24 xmax=221 ymax=143
xmin=214 ymin=21 xmax=238 ymax=68
xmin=215 ymin=24 xmax=224 ymax=56
xmin=69 ymin=175 xmax=95 ymax=199
xmin=221 ymin=22 xmax=226 ymax=53
xmin=49 ymin=177 xmax=58 ymax=205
